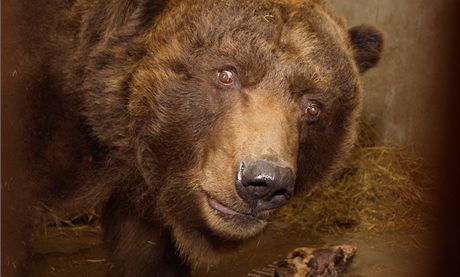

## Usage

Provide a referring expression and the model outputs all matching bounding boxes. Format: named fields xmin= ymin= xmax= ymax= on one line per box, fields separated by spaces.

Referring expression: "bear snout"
xmin=236 ymin=160 xmax=295 ymax=212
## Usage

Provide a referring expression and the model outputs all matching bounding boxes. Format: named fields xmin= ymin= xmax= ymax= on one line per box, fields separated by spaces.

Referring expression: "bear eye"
xmin=304 ymin=100 xmax=321 ymax=121
xmin=217 ymin=69 xmax=235 ymax=85
xmin=307 ymin=102 xmax=320 ymax=116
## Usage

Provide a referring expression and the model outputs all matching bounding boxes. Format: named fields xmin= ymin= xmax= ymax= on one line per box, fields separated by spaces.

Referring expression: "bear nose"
xmin=236 ymin=160 xmax=295 ymax=212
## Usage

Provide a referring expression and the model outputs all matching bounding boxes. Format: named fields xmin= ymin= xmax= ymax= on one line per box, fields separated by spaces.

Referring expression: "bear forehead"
xmin=156 ymin=0 xmax=345 ymax=45
xmin=150 ymin=0 xmax=357 ymax=94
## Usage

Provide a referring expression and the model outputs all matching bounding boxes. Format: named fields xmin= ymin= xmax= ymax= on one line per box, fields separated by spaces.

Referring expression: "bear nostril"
xmin=247 ymin=181 xmax=268 ymax=188
xmin=246 ymin=181 xmax=270 ymax=197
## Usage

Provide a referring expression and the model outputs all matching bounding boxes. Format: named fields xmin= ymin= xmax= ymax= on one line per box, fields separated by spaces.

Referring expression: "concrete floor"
xmin=28 ymin=222 xmax=430 ymax=277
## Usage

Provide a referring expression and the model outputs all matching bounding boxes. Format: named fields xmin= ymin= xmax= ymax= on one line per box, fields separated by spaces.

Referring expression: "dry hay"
xmin=275 ymin=117 xmax=433 ymax=233
xmin=36 ymin=204 xmax=101 ymax=236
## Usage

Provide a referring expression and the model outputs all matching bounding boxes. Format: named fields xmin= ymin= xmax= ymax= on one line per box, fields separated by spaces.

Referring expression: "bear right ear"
xmin=348 ymin=24 xmax=384 ymax=74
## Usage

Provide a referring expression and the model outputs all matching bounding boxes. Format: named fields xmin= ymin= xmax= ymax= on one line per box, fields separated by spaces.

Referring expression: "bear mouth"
xmin=208 ymin=197 xmax=240 ymax=216
xmin=206 ymin=196 xmax=269 ymax=222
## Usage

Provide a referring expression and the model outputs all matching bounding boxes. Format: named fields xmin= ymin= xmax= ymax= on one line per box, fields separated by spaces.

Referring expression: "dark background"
xmin=432 ymin=0 xmax=460 ymax=275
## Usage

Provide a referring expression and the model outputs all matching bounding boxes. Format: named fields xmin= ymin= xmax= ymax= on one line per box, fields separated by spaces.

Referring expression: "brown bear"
xmin=17 ymin=0 xmax=383 ymax=276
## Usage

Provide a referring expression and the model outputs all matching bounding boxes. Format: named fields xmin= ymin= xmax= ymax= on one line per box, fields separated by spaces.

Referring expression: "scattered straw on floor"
xmin=275 ymin=117 xmax=433 ymax=234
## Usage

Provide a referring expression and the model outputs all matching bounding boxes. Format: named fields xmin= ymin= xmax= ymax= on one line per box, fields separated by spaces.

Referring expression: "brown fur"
xmin=11 ymin=0 xmax=383 ymax=276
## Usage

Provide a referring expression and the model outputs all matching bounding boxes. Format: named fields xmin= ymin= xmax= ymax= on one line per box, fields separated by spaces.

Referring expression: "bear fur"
xmin=7 ymin=0 xmax=382 ymax=276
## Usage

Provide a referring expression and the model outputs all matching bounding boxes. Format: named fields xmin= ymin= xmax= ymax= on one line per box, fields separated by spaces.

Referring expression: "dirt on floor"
xmin=28 ymin=221 xmax=431 ymax=277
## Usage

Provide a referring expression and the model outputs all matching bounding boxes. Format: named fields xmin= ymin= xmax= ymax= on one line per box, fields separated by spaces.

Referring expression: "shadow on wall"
xmin=331 ymin=0 xmax=447 ymax=153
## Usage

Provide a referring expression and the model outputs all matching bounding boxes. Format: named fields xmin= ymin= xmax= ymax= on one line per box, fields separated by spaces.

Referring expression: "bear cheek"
xmin=296 ymin=106 xmax=358 ymax=190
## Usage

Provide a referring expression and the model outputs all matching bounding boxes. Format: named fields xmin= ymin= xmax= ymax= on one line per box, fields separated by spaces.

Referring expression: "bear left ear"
xmin=348 ymin=24 xmax=384 ymax=74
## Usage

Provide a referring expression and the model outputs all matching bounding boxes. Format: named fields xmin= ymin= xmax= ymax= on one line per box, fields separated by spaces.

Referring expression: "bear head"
xmin=74 ymin=0 xmax=383 ymax=266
